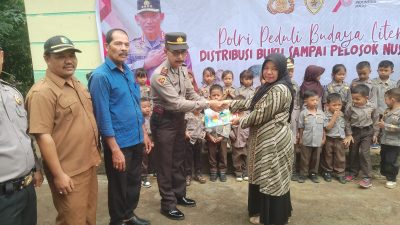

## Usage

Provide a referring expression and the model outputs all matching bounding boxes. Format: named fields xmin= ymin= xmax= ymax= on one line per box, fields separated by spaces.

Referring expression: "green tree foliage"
xmin=0 ymin=0 xmax=34 ymax=96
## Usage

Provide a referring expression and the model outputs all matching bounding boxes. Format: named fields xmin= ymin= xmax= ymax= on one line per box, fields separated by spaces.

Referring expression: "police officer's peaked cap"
xmin=137 ymin=0 xmax=161 ymax=13
xmin=165 ymin=32 xmax=189 ymax=51
xmin=44 ymin=35 xmax=82 ymax=54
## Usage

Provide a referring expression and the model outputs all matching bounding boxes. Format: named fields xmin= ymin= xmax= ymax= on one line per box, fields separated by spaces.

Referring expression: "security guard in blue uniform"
xmin=0 ymin=46 xmax=43 ymax=225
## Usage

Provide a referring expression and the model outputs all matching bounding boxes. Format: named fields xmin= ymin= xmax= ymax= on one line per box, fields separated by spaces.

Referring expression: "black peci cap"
xmin=137 ymin=0 xmax=161 ymax=13
xmin=44 ymin=35 xmax=81 ymax=54
xmin=165 ymin=32 xmax=189 ymax=51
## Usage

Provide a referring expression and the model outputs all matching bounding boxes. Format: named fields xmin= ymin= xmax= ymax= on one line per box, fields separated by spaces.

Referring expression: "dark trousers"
xmin=0 ymin=183 xmax=36 ymax=225
xmin=184 ymin=139 xmax=203 ymax=177
xmin=380 ymin=144 xmax=400 ymax=182
xmin=348 ymin=126 xmax=373 ymax=178
xmin=151 ymin=113 xmax=186 ymax=211
xmin=321 ymin=137 xmax=346 ymax=176
xmin=141 ymin=148 xmax=155 ymax=177
xmin=299 ymin=146 xmax=321 ymax=176
xmin=232 ymin=146 xmax=247 ymax=176
xmin=104 ymin=143 xmax=143 ymax=225
xmin=207 ymin=139 xmax=228 ymax=173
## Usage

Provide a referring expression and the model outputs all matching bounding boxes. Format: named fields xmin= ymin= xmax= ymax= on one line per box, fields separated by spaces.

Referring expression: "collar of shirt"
xmin=331 ymin=81 xmax=345 ymax=86
xmin=45 ymin=70 xmax=76 ymax=88
xmin=105 ymin=57 xmax=131 ymax=75
xmin=305 ymin=108 xmax=324 ymax=116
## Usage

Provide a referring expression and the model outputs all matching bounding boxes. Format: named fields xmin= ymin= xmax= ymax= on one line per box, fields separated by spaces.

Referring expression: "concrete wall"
xmin=24 ymin=0 xmax=102 ymax=85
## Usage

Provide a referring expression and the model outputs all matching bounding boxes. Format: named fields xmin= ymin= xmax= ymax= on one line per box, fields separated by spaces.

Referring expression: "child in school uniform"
xmin=351 ymin=61 xmax=376 ymax=104
xmin=321 ymin=93 xmax=347 ymax=184
xmin=221 ymin=70 xmax=236 ymax=100
xmin=287 ymin=57 xmax=301 ymax=181
xmin=299 ymin=65 xmax=325 ymax=109
xmin=377 ymin=88 xmax=400 ymax=189
xmin=322 ymin=64 xmax=351 ymax=110
xmin=140 ymin=97 xmax=153 ymax=187
xmin=298 ymin=90 xmax=326 ymax=183
xmin=229 ymin=95 xmax=249 ymax=182
xmin=235 ymin=69 xmax=255 ymax=99
xmin=371 ymin=60 xmax=397 ymax=115
xmin=206 ymin=84 xmax=231 ymax=182
xmin=344 ymin=84 xmax=379 ymax=188
xmin=199 ymin=67 xmax=216 ymax=99
xmin=136 ymin=68 xmax=151 ymax=98
xmin=184 ymin=108 xmax=207 ymax=186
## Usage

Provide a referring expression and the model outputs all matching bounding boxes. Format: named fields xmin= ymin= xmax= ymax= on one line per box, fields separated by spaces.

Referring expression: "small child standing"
xmin=229 ymin=95 xmax=249 ymax=182
xmin=323 ymin=64 xmax=351 ymax=110
xmin=351 ymin=61 xmax=376 ymax=104
xmin=235 ymin=69 xmax=255 ymax=99
xmin=136 ymin=68 xmax=151 ymax=98
xmin=344 ymin=84 xmax=379 ymax=188
xmin=206 ymin=84 xmax=231 ymax=182
xmin=140 ymin=97 xmax=153 ymax=188
xmin=199 ymin=67 xmax=216 ymax=98
xmin=298 ymin=90 xmax=326 ymax=183
xmin=221 ymin=70 xmax=236 ymax=100
xmin=321 ymin=93 xmax=347 ymax=184
xmin=371 ymin=60 xmax=397 ymax=115
xmin=377 ymin=88 xmax=400 ymax=189
xmin=184 ymin=108 xmax=207 ymax=186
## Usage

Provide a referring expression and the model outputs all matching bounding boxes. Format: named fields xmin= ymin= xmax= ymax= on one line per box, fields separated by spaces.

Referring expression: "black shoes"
xmin=322 ymin=172 xmax=332 ymax=182
xmin=125 ymin=214 xmax=150 ymax=225
xmin=298 ymin=175 xmax=306 ymax=183
xmin=210 ymin=172 xmax=217 ymax=182
xmin=177 ymin=197 xmax=196 ymax=207
xmin=309 ymin=174 xmax=320 ymax=183
xmin=160 ymin=208 xmax=185 ymax=220
xmin=219 ymin=172 xmax=227 ymax=182
xmin=337 ymin=176 xmax=347 ymax=184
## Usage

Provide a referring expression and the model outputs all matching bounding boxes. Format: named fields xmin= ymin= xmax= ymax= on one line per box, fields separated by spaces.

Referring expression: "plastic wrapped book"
xmin=204 ymin=108 xmax=234 ymax=128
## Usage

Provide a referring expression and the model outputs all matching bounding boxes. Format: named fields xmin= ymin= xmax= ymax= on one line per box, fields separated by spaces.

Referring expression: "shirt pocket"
xmin=58 ymin=97 xmax=79 ymax=121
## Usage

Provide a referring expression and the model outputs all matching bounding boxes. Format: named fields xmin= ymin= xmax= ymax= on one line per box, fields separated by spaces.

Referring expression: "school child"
xmin=184 ymin=108 xmax=207 ymax=186
xmin=206 ymin=84 xmax=231 ymax=182
xmin=235 ymin=69 xmax=255 ymax=99
xmin=321 ymin=93 xmax=347 ymax=184
xmin=322 ymin=64 xmax=351 ymax=110
xmin=371 ymin=60 xmax=397 ymax=115
xmin=299 ymin=65 xmax=325 ymax=109
xmin=221 ymin=70 xmax=236 ymax=100
xmin=351 ymin=61 xmax=376 ymax=103
xmin=287 ymin=57 xmax=301 ymax=181
xmin=343 ymin=84 xmax=379 ymax=188
xmin=229 ymin=95 xmax=249 ymax=182
xmin=136 ymin=68 xmax=151 ymax=98
xmin=377 ymin=88 xmax=400 ymax=189
xmin=298 ymin=90 xmax=326 ymax=183
xmin=140 ymin=97 xmax=153 ymax=188
xmin=199 ymin=67 xmax=216 ymax=98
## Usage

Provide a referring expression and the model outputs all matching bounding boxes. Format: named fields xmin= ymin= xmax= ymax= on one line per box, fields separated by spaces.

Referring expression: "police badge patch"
xmin=267 ymin=0 xmax=295 ymax=14
xmin=305 ymin=0 xmax=324 ymax=15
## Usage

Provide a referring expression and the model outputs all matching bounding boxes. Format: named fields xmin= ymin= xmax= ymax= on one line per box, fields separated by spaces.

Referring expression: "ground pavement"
xmin=36 ymin=172 xmax=400 ymax=225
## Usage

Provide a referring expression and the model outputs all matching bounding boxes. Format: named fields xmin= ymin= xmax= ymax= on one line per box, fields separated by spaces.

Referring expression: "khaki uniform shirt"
xmin=0 ymin=80 xmax=35 ymax=182
xmin=151 ymin=60 xmax=207 ymax=112
xmin=26 ymin=71 xmax=101 ymax=177
xmin=298 ymin=109 xmax=326 ymax=147
xmin=351 ymin=78 xmax=377 ymax=107
xmin=323 ymin=81 xmax=352 ymax=104
xmin=324 ymin=111 xmax=346 ymax=139
xmin=230 ymin=124 xmax=249 ymax=148
xmin=371 ymin=77 xmax=397 ymax=114
xmin=380 ymin=108 xmax=400 ymax=146
xmin=344 ymin=102 xmax=379 ymax=136
xmin=235 ymin=86 xmax=255 ymax=99
xmin=185 ymin=112 xmax=205 ymax=143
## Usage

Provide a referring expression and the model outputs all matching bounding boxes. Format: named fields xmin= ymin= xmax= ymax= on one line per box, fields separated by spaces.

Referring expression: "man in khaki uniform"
xmin=26 ymin=36 xmax=101 ymax=225
xmin=150 ymin=32 xmax=224 ymax=220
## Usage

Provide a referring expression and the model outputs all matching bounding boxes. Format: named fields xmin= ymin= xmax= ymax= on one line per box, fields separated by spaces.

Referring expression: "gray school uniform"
xmin=144 ymin=116 xmax=151 ymax=135
xmin=205 ymin=122 xmax=231 ymax=139
xmin=344 ymin=101 xmax=379 ymax=136
xmin=322 ymin=81 xmax=352 ymax=105
xmin=235 ymin=86 xmax=255 ymax=99
xmin=199 ymin=84 xmax=212 ymax=99
xmin=140 ymin=85 xmax=151 ymax=99
xmin=290 ymin=79 xmax=301 ymax=142
xmin=223 ymin=86 xmax=236 ymax=100
xmin=380 ymin=108 xmax=400 ymax=147
xmin=350 ymin=78 xmax=377 ymax=106
xmin=185 ymin=112 xmax=205 ymax=144
xmin=324 ymin=111 xmax=346 ymax=139
xmin=371 ymin=77 xmax=397 ymax=114
xmin=298 ymin=108 xmax=327 ymax=147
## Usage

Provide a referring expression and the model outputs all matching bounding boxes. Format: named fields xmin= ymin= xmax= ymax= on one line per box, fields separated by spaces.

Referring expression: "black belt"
xmin=0 ymin=171 xmax=34 ymax=195
xmin=351 ymin=125 xmax=372 ymax=130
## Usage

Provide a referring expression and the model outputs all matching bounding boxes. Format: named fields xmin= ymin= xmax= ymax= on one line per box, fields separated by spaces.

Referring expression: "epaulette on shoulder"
xmin=0 ymin=79 xmax=14 ymax=86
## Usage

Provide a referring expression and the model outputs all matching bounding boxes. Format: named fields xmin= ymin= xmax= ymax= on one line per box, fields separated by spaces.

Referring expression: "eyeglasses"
xmin=168 ymin=49 xmax=188 ymax=57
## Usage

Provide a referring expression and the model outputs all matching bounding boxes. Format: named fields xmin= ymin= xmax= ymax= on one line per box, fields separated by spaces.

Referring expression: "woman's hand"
xmin=230 ymin=116 xmax=240 ymax=125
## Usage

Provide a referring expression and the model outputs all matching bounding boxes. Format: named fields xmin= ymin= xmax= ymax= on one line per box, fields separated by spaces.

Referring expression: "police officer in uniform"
xmin=126 ymin=0 xmax=192 ymax=78
xmin=0 ymin=46 xmax=43 ymax=225
xmin=150 ymin=32 xmax=225 ymax=220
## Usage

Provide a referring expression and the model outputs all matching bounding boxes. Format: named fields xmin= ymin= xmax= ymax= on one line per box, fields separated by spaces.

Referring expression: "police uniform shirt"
xmin=371 ymin=77 xmax=397 ymax=114
xmin=235 ymin=86 xmax=255 ymax=99
xmin=151 ymin=60 xmax=207 ymax=112
xmin=0 ymin=80 xmax=35 ymax=182
xmin=322 ymin=81 xmax=351 ymax=104
xmin=344 ymin=101 xmax=379 ymax=136
xmin=324 ymin=111 xmax=346 ymax=139
xmin=380 ymin=107 xmax=400 ymax=147
xmin=298 ymin=108 xmax=326 ymax=147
